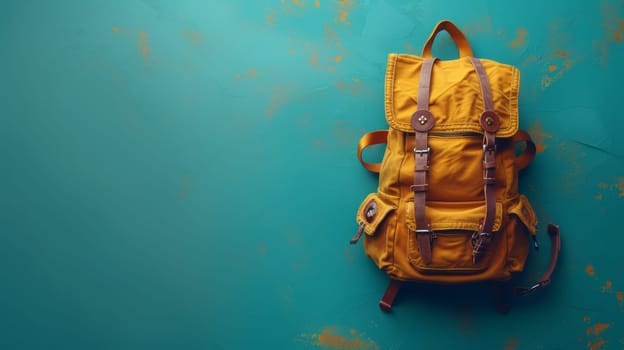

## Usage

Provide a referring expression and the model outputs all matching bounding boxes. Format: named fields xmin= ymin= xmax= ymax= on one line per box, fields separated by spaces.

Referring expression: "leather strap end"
xmin=379 ymin=279 xmax=401 ymax=313
xmin=417 ymin=233 xmax=433 ymax=264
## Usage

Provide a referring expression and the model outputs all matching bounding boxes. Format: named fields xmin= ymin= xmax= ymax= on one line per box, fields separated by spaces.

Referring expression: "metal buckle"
xmin=482 ymin=144 xmax=496 ymax=152
xmin=517 ymin=283 xmax=541 ymax=296
xmin=416 ymin=229 xmax=436 ymax=243
xmin=413 ymin=147 xmax=430 ymax=156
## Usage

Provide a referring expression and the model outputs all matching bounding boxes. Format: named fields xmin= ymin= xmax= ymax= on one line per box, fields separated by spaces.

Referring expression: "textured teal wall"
xmin=1 ymin=0 xmax=623 ymax=349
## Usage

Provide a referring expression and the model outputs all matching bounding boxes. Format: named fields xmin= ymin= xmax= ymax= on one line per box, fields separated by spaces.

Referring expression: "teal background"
xmin=1 ymin=0 xmax=623 ymax=349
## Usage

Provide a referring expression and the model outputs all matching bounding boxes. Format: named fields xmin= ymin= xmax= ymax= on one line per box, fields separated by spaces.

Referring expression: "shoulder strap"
xmin=468 ymin=57 xmax=500 ymax=264
xmin=410 ymin=58 xmax=438 ymax=265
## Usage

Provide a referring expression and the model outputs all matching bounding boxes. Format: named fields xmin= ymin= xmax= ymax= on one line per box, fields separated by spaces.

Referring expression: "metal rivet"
xmin=418 ymin=115 xmax=427 ymax=125
xmin=486 ymin=117 xmax=494 ymax=126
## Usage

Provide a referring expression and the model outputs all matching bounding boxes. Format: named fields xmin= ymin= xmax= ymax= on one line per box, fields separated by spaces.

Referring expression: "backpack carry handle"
xmin=421 ymin=20 xmax=474 ymax=58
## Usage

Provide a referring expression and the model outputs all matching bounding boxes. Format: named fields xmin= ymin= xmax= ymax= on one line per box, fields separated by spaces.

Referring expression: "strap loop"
xmin=357 ymin=130 xmax=388 ymax=173
xmin=422 ymin=20 xmax=474 ymax=58
xmin=513 ymin=130 xmax=536 ymax=171
xmin=515 ymin=224 xmax=561 ymax=296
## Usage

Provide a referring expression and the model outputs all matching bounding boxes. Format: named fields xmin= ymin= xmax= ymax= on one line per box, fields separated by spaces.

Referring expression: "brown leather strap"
xmin=422 ymin=20 xmax=474 ymax=58
xmin=468 ymin=57 xmax=500 ymax=264
xmin=469 ymin=57 xmax=494 ymax=111
xmin=516 ymin=224 xmax=561 ymax=296
xmin=512 ymin=130 xmax=536 ymax=171
xmin=379 ymin=279 xmax=401 ymax=312
xmin=357 ymin=130 xmax=389 ymax=173
xmin=410 ymin=58 xmax=437 ymax=265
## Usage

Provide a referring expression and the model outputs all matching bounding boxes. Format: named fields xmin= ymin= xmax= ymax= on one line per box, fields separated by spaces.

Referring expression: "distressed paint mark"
xmin=309 ymin=50 xmax=321 ymax=66
xmin=265 ymin=86 xmax=295 ymax=117
xmin=593 ymin=323 xmax=610 ymax=336
xmin=289 ymin=49 xmax=297 ymax=54
xmin=505 ymin=338 xmax=520 ymax=350
xmin=509 ymin=27 xmax=527 ymax=47
xmin=336 ymin=0 xmax=357 ymax=25
xmin=336 ymin=80 xmax=363 ymax=95
xmin=601 ymin=280 xmax=612 ymax=292
xmin=331 ymin=55 xmax=342 ymax=62
xmin=181 ymin=30 xmax=202 ymax=45
xmin=298 ymin=327 xmax=380 ymax=350
xmin=597 ymin=177 xmax=624 ymax=198
xmin=615 ymin=19 xmax=624 ymax=41
xmin=324 ymin=24 xmax=346 ymax=52
xmin=178 ymin=176 xmax=192 ymax=199
xmin=328 ymin=65 xmax=335 ymax=72
xmin=616 ymin=291 xmax=623 ymax=303
xmin=331 ymin=119 xmax=362 ymax=145
xmin=314 ymin=0 xmax=320 ymax=7
xmin=344 ymin=247 xmax=355 ymax=262
xmin=404 ymin=43 xmax=418 ymax=55
xmin=292 ymin=0 xmax=306 ymax=7
xmin=266 ymin=8 xmax=278 ymax=27
xmin=585 ymin=265 xmax=595 ymax=276
xmin=461 ymin=16 xmax=493 ymax=36
xmin=595 ymin=193 xmax=603 ymax=201
xmin=110 ymin=25 xmax=131 ymax=36
xmin=528 ymin=120 xmax=552 ymax=153
xmin=313 ymin=139 xmax=326 ymax=149
xmin=541 ymin=52 xmax=575 ymax=89
xmin=521 ymin=54 xmax=540 ymax=67
xmin=540 ymin=19 xmax=579 ymax=89
xmin=584 ymin=316 xmax=591 ymax=322
xmin=555 ymin=142 xmax=584 ymax=193
xmin=257 ymin=243 xmax=268 ymax=256
xmin=234 ymin=69 xmax=258 ymax=80
xmin=589 ymin=339 xmax=606 ymax=350
xmin=138 ymin=31 xmax=152 ymax=64
xmin=596 ymin=0 xmax=624 ymax=66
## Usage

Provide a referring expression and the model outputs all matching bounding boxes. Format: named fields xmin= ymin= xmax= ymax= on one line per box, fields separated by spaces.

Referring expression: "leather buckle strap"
xmin=515 ymin=224 xmax=561 ymax=296
xmin=468 ymin=57 xmax=500 ymax=264
xmin=410 ymin=58 xmax=437 ymax=265
xmin=379 ymin=279 xmax=401 ymax=312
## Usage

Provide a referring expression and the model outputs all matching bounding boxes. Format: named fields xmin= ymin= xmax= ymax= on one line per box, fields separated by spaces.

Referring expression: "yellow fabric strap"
xmin=357 ymin=130 xmax=388 ymax=173
xmin=513 ymin=130 xmax=536 ymax=171
xmin=421 ymin=20 xmax=474 ymax=58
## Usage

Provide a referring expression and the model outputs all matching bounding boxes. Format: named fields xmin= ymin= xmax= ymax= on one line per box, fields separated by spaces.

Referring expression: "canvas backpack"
xmin=350 ymin=20 xmax=561 ymax=313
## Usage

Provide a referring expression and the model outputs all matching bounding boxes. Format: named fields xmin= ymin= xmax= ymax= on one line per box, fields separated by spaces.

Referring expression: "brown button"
xmin=480 ymin=111 xmax=500 ymax=132
xmin=411 ymin=110 xmax=435 ymax=131
xmin=364 ymin=201 xmax=378 ymax=223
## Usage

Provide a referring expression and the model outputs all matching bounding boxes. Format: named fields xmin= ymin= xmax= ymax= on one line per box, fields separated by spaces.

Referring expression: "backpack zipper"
xmin=429 ymin=131 xmax=482 ymax=137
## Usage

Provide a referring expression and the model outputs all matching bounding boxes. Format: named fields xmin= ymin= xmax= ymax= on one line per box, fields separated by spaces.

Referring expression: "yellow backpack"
xmin=351 ymin=20 xmax=561 ymax=313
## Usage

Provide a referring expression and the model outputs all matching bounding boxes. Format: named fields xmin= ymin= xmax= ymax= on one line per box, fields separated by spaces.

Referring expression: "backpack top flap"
xmin=384 ymin=54 xmax=520 ymax=138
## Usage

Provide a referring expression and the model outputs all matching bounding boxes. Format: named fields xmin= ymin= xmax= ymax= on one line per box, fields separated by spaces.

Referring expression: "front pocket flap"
xmin=406 ymin=201 xmax=503 ymax=232
xmin=509 ymin=195 xmax=538 ymax=234
xmin=356 ymin=193 xmax=396 ymax=235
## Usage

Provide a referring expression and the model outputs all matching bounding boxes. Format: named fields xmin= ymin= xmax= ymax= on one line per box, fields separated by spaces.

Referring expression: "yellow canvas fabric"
xmin=355 ymin=21 xmax=538 ymax=284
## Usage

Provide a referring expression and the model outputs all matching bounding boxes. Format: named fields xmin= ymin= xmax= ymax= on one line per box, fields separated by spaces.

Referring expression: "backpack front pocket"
xmin=406 ymin=200 xmax=503 ymax=273
xmin=354 ymin=193 xmax=397 ymax=238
